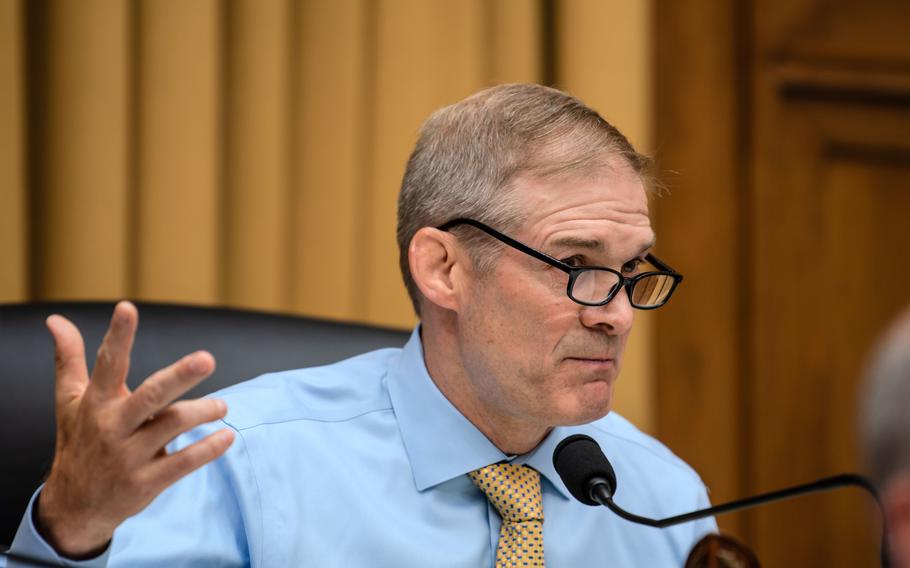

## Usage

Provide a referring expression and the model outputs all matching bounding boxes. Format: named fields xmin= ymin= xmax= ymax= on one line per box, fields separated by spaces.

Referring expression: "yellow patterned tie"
xmin=468 ymin=463 xmax=546 ymax=567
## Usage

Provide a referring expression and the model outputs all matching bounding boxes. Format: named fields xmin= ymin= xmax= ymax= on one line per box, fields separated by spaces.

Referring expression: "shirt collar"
xmin=386 ymin=327 xmax=575 ymax=500
xmin=516 ymin=424 xmax=587 ymax=500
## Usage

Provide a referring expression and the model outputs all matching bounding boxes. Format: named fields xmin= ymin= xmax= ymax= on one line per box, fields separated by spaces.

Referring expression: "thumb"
xmin=47 ymin=314 xmax=89 ymax=404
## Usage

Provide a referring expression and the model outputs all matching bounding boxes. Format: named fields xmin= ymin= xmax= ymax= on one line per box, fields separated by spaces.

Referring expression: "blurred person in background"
xmin=862 ymin=307 xmax=910 ymax=568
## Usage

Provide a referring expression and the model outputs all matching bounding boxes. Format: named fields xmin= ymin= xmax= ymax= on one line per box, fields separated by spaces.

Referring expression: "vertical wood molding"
xmin=33 ymin=0 xmax=130 ymax=300
xmin=134 ymin=0 xmax=221 ymax=303
xmin=556 ymin=0 xmax=652 ymax=149
xmin=487 ymin=0 xmax=541 ymax=84
xmin=289 ymin=0 xmax=368 ymax=321
xmin=654 ymin=0 xmax=746 ymax=536
xmin=0 ymin=0 xmax=26 ymax=302
xmin=749 ymin=71 xmax=910 ymax=568
xmin=223 ymin=0 xmax=291 ymax=311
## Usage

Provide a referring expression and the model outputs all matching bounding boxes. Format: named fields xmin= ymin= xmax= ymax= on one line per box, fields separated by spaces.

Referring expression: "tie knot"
xmin=468 ymin=463 xmax=544 ymax=523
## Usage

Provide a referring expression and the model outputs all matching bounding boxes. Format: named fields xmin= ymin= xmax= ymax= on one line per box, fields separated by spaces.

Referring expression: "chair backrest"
xmin=0 ymin=302 xmax=411 ymax=545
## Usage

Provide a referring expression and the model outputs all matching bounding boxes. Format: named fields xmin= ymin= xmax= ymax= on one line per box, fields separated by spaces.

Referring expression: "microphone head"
xmin=552 ymin=434 xmax=618 ymax=506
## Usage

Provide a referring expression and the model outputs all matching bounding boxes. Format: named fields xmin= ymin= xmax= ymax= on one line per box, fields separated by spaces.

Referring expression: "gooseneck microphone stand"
xmin=593 ymin=472 xmax=879 ymax=528
xmin=553 ymin=434 xmax=890 ymax=568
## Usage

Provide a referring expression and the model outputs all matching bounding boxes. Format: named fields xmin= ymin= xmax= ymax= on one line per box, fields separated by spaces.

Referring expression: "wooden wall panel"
xmin=487 ymin=0 xmax=541 ymax=84
xmin=134 ymin=0 xmax=221 ymax=303
xmin=749 ymin=3 xmax=910 ymax=564
xmin=751 ymin=79 xmax=910 ymax=567
xmin=0 ymin=0 xmax=25 ymax=302
xmin=557 ymin=0 xmax=652 ymax=151
xmin=31 ymin=0 xmax=130 ymax=299
xmin=222 ymin=0 xmax=291 ymax=311
xmin=654 ymin=0 xmax=746 ymax=536
xmin=290 ymin=0 xmax=368 ymax=321
xmin=658 ymin=0 xmax=910 ymax=563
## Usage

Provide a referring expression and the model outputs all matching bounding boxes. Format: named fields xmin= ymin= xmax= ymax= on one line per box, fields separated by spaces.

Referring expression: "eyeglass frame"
xmin=436 ymin=217 xmax=684 ymax=310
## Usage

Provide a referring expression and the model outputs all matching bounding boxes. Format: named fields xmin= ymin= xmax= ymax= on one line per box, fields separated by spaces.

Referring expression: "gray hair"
xmin=861 ymin=308 xmax=910 ymax=484
xmin=396 ymin=83 xmax=654 ymax=314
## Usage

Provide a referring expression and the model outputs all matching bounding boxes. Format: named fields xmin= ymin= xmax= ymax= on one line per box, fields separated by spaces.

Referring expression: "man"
xmin=862 ymin=307 xmax=910 ymax=567
xmin=9 ymin=84 xmax=715 ymax=566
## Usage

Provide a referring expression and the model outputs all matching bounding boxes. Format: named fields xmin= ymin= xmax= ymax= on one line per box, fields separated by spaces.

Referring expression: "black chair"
xmin=0 ymin=301 xmax=410 ymax=546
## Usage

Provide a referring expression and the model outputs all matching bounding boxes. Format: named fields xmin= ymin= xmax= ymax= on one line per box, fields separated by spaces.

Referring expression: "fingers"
xmin=38 ymin=302 xmax=230 ymax=557
xmin=139 ymin=428 xmax=234 ymax=493
xmin=120 ymin=351 xmax=216 ymax=432
xmin=132 ymin=398 xmax=228 ymax=459
xmin=90 ymin=301 xmax=139 ymax=398
xmin=47 ymin=314 xmax=89 ymax=404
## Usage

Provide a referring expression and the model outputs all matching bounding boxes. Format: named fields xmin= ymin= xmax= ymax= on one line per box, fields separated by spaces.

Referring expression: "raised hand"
xmin=35 ymin=301 xmax=235 ymax=558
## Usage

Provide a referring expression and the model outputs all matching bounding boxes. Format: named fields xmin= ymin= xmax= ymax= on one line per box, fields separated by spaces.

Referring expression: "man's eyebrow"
xmin=548 ymin=237 xmax=657 ymax=256
xmin=549 ymin=236 xmax=603 ymax=251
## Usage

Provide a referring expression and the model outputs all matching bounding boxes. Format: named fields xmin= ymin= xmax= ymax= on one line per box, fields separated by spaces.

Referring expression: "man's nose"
xmin=578 ymin=286 xmax=635 ymax=334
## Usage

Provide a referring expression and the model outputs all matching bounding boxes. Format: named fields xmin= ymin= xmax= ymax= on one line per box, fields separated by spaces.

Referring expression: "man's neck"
xmin=419 ymin=321 xmax=550 ymax=455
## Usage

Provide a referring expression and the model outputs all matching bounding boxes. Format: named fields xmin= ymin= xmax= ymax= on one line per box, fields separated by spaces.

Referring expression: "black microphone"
xmin=552 ymin=434 xmax=890 ymax=567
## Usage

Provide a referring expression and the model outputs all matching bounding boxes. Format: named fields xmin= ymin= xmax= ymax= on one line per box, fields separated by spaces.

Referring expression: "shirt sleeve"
xmin=5 ymin=487 xmax=111 ymax=568
xmin=6 ymin=420 xmax=262 ymax=568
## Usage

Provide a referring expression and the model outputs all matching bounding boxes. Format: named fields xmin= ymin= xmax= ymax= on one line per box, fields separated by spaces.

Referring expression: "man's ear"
xmin=409 ymin=227 xmax=466 ymax=312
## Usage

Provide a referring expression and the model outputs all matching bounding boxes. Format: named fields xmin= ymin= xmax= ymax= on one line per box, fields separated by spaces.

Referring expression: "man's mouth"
xmin=565 ymin=357 xmax=615 ymax=365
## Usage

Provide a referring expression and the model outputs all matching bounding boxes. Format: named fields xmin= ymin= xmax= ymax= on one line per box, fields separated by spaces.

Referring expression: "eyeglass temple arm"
xmin=645 ymin=253 xmax=682 ymax=277
xmin=437 ymin=218 xmax=574 ymax=274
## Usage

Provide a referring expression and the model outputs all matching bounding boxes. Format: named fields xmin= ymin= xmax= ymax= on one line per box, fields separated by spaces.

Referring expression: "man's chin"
xmin=553 ymin=386 xmax=614 ymax=426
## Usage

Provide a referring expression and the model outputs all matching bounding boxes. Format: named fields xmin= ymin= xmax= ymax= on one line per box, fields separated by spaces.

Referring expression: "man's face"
xmin=456 ymin=162 xmax=654 ymax=430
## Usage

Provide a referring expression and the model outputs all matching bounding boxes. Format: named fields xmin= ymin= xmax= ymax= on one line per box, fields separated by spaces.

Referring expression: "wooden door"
xmin=656 ymin=1 xmax=910 ymax=565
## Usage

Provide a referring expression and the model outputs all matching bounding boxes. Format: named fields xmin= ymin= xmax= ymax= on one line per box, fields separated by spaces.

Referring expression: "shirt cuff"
xmin=6 ymin=486 xmax=111 ymax=568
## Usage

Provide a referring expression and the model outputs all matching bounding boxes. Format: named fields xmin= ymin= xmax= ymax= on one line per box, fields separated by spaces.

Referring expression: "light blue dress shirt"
xmin=8 ymin=328 xmax=716 ymax=567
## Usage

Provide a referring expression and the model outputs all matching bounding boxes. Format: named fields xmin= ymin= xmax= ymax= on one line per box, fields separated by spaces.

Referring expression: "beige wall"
xmin=0 ymin=0 xmax=656 ymax=432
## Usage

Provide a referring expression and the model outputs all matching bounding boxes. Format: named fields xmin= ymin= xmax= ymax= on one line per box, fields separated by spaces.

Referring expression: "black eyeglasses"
xmin=437 ymin=218 xmax=683 ymax=310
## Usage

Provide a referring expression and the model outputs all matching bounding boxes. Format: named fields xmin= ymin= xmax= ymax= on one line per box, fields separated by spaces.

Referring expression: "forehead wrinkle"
xmin=528 ymin=194 xmax=649 ymax=224
xmin=514 ymin=167 xmax=653 ymax=256
xmin=537 ymin=218 xmax=655 ymax=261
xmin=515 ymin=165 xmax=649 ymax=218
xmin=537 ymin=213 xmax=653 ymax=242
xmin=523 ymin=192 xmax=651 ymax=241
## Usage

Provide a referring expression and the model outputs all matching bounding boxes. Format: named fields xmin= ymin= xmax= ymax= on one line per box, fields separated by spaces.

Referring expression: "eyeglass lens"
xmin=571 ymin=270 xmax=676 ymax=307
